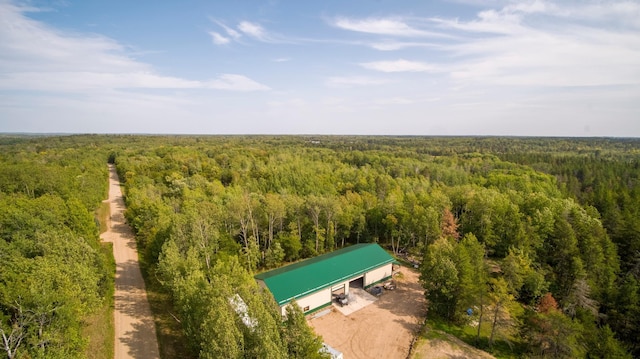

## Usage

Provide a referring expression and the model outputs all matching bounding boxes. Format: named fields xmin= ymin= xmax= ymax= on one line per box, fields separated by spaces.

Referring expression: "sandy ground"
xmin=101 ymin=164 xmax=160 ymax=359
xmin=411 ymin=331 xmax=496 ymax=359
xmin=309 ymin=266 xmax=427 ymax=359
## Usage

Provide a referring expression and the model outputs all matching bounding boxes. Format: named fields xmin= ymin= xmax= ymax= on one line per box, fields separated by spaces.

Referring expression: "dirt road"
xmin=101 ymin=164 xmax=160 ymax=359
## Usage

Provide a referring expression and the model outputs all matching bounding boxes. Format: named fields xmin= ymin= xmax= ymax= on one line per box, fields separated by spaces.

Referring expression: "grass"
xmin=99 ymin=181 xmax=196 ymax=359
xmin=426 ymin=317 xmax=524 ymax=359
xmin=83 ymin=242 xmax=115 ymax=359
xmin=95 ymin=201 xmax=110 ymax=234
xmin=138 ymin=252 xmax=196 ymax=359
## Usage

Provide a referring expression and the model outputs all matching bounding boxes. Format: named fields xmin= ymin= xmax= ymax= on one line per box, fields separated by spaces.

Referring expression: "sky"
xmin=0 ymin=0 xmax=639 ymax=136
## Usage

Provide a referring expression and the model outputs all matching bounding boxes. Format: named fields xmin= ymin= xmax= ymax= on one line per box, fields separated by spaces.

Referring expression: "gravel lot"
xmin=309 ymin=266 xmax=426 ymax=359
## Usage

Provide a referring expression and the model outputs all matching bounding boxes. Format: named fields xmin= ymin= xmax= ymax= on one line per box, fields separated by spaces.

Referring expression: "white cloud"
xmin=370 ymin=41 xmax=442 ymax=51
xmin=0 ymin=2 xmax=142 ymax=73
xmin=322 ymin=2 xmax=630 ymax=89
xmin=0 ymin=2 xmax=269 ymax=92
xmin=431 ymin=9 xmax=525 ymax=34
xmin=205 ymin=74 xmax=270 ymax=91
xmin=210 ymin=19 xmax=280 ymax=45
xmin=209 ymin=31 xmax=230 ymax=45
xmin=331 ymin=17 xmax=450 ymax=38
xmin=360 ymin=59 xmax=440 ymax=73
xmin=535 ymin=1 xmax=640 ymax=27
xmin=434 ymin=1 xmax=640 ymax=87
xmin=217 ymin=21 xmax=242 ymax=40
xmin=238 ymin=21 xmax=268 ymax=41
xmin=346 ymin=2 xmax=640 ymax=89
xmin=0 ymin=72 xmax=270 ymax=92
xmin=325 ymin=76 xmax=388 ymax=87
xmin=2 ymin=0 xmax=639 ymax=136
xmin=503 ymin=0 xmax=556 ymax=15
xmin=333 ymin=17 xmax=425 ymax=37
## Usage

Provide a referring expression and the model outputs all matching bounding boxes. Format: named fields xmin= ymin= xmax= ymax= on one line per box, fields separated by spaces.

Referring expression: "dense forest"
xmin=0 ymin=136 xmax=113 ymax=358
xmin=1 ymin=135 xmax=639 ymax=358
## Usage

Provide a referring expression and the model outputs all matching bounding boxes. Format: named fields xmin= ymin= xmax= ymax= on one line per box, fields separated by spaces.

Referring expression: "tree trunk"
xmin=476 ymin=291 xmax=484 ymax=345
xmin=489 ymin=301 xmax=501 ymax=348
xmin=268 ymin=215 xmax=275 ymax=249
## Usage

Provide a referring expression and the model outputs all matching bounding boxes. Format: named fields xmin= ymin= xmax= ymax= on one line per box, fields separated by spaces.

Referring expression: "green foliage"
xmin=265 ymin=241 xmax=285 ymax=269
xmin=0 ymin=136 xmax=111 ymax=359
xmin=4 ymin=135 xmax=636 ymax=358
xmin=420 ymin=237 xmax=460 ymax=321
xmin=283 ymin=301 xmax=328 ymax=359
xmin=502 ymin=247 xmax=547 ymax=304
xmin=520 ymin=307 xmax=586 ymax=358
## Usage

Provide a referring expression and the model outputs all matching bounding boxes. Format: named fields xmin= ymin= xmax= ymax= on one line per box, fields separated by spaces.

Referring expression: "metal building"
xmin=255 ymin=243 xmax=395 ymax=316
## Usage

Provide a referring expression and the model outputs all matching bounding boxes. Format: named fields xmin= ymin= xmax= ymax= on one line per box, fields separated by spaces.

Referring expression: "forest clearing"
xmin=309 ymin=266 xmax=425 ymax=359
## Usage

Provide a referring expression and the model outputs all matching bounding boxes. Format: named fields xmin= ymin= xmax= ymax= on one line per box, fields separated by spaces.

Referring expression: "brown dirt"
xmin=411 ymin=331 xmax=497 ymax=359
xmin=101 ymin=164 xmax=160 ymax=359
xmin=308 ymin=266 xmax=427 ymax=359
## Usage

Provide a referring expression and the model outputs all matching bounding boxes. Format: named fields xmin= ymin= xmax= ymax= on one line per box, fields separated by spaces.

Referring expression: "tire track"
xmin=101 ymin=164 xmax=160 ymax=359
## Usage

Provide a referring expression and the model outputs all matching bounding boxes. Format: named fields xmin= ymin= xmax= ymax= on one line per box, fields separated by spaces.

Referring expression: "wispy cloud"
xmin=335 ymin=1 xmax=640 ymax=88
xmin=209 ymin=19 xmax=283 ymax=45
xmin=205 ymin=74 xmax=270 ymax=91
xmin=360 ymin=59 xmax=440 ymax=73
xmin=0 ymin=3 xmax=269 ymax=92
xmin=218 ymin=21 xmax=242 ymax=40
xmin=0 ymin=70 xmax=269 ymax=92
xmin=431 ymin=1 xmax=640 ymax=87
xmin=370 ymin=41 xmax=442 ymax=51
xmin=325 ymin=76 xmax=388 ymax=87
xmin=209 ymin=31 xmax=230 ymax=45
xmin=327 ymin=15 xmax=455 ymax=51
xmin=431 ymin=8 xmax=525 ymax=34
xmin=238 ymin=21 xmax=268 ymax=41
xmin=331 ymin=17 xmax=437 ymax=37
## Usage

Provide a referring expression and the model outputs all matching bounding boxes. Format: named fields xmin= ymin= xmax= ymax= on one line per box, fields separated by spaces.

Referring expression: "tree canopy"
xmin=2 ymin=134 xmax=639 ymax=358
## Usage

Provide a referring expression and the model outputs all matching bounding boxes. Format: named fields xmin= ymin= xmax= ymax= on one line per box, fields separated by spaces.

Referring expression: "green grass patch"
xmin=426 ymin=317 xmax=523 ymax=359
xmin=83 ymin=242 xmax=115 ymax=359
xmin=95 ymin=201 xmax=110 ymax=234
xmin=422 ymin=327 xmax=448 ymax=340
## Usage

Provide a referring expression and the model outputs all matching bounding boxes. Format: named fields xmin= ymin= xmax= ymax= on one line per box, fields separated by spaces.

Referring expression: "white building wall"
xmin=364 ymin=263 xmax=393 ymax=287
xmin=281 ymin=287 xmax=332 ymax=316
xmin=331 ymin=282 xmax=350 ymax=296
xmin=278 ymin=264 xmax=393 ymax=316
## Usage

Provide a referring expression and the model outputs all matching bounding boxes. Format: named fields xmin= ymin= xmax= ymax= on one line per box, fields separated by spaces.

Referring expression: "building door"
xmin=349 ymin=276 xmax=364 ymax=289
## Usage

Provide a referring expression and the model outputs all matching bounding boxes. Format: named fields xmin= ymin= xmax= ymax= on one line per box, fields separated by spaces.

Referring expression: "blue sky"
xmin=1 ymin=0 xmax=639 ymax=136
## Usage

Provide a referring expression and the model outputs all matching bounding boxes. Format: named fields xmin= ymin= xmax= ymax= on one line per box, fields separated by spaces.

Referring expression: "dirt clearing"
xmin=411 ymin=331 xmax=497 ymax=359
xmin=308 ymin=266 xmax=426 ymax=359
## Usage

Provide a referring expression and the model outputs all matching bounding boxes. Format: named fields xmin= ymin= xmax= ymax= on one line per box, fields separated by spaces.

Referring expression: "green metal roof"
xmin=255 ymin=243 xmax=394 ymax=306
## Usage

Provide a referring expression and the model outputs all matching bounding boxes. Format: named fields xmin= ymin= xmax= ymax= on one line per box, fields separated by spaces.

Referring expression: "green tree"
xmin=264 ymin=193 xmax=286 ymax=249
xmin=278 ymin=223 xmax=302 ymax=262
xmin=456 ymin=234 xmax=489 ymax=342
xmin=421 ymin=238 xmax=459 ymax=321
xmin=487 ymin=277 xmax=520 ymax=349
xmin=521 ymin=294 xmax=585 ymax=358
xmin=282 ymin=301 xmax=327 ymax=359
xmin=502 ymin=247 xmax=547 ymax=304
xmin=264 ymin=241 xmax=285 ymax=269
